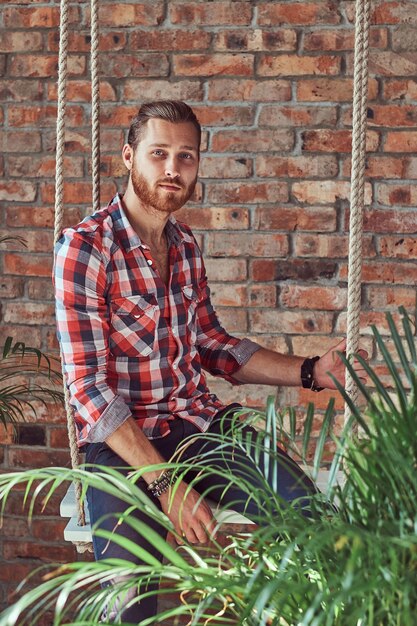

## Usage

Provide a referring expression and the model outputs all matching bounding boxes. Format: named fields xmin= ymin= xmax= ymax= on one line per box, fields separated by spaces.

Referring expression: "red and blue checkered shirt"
xmin=54 ymin=194 xmax=260 ymax=446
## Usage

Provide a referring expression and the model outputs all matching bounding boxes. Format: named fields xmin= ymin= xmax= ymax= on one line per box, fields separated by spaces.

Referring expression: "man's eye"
xmin=153 ymin=150 xmax=165 ymax=156
xmin=180 ymin=153 xmax=193 ymax=160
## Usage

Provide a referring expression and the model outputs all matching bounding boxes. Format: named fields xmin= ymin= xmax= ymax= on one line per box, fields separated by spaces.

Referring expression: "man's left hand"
xmin=314 ymin=338 xmax=369 ymax=391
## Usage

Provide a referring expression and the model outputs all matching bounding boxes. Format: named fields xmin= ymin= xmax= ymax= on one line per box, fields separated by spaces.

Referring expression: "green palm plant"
xmin=0 ymin=308 xmax=416 ymax=625
xmin=0 ymin=236 xmax=63 ymax=430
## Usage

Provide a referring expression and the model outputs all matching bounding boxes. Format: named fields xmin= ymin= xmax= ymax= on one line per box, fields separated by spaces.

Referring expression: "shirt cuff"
xmin=85 ymin=395 xmax=132 ymax=443
xmin=229 ymin=338 xmax=262 ymax=367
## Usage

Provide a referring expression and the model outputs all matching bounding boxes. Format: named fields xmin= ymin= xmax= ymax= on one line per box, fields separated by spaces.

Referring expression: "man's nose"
xmin=164 ymin=157 xmax=180 ymax=178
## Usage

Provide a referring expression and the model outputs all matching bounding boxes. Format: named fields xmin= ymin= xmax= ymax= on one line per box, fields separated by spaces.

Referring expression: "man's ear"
xmin=122 ymin=144 xmax=133 ymax=171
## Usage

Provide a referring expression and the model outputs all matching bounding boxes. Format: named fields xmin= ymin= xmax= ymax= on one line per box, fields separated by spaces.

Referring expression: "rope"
xmin=90 ymin=0 xmax=101 ymax=213
xmin=344 ymin=0 xmax=371 ymax=424
xmin=54 ymin=0 xmax=99 ymax=553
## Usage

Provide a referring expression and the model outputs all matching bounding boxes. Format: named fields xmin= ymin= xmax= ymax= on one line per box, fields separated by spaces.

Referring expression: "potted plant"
xmin=0 ymin=308 xmax=415 ymax=625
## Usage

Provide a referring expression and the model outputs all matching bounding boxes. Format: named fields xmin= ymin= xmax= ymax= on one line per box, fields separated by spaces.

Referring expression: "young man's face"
xmin=124 ymin=118 xmax=200 ymax=214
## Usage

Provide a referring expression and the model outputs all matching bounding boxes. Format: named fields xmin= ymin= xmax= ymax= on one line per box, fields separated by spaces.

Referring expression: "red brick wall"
xmin=1 ymin=0 xmax=417 ymax=611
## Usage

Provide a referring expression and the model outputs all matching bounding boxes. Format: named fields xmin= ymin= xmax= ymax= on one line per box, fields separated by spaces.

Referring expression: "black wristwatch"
xmin=301 ymin=356 xmax=324 ymax=392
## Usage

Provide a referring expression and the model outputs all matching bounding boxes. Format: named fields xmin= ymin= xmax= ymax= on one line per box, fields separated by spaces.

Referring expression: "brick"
xmin=0 ymin=130 xmax=41 ymax=153
xmin=8 ymin=105 xmax=84 ymax=128
xmin=100 ymin=53 xmax=169 ymax=78
xmin=384 ymin=131 xmax=417 ymax=152
xmin=0 ymin=31 xmax=43 ymax=53
xmin=251 ymin=259 xmax=337 ymax=282
xmin=336 ymin=311 xmax=406 ymax=336
xmin=366 ymin=51 xmax=417 ymax=77
xmin=366 ymin=286 xmax=417 ymax=310
xmin=254 ymin=206 xmax=337 ymax=232
xmin=340 ymin=261 xmax=417 ymax=285
xmin=3 ymin=7 xmax=61 ymax=28
xmin=99 ymin=104 xmax=138 ymax=127
xmin=19 ymin=400 xmax=65 ymax=425
xmin=199 ymin=156 xmax=253 ymax=179
xmin=294 ymin=234 xmax=376 ymax=259
xmin=250 ymin=310 xmax=334 ymax=335
xmin=281 ymin=386 xmax=345 ymax=413
xmin=209 ymin=283 xmax=248 ymax=307
xmin=6 ymin=206 xmax=82 ymax=229
xmin=376 ymin=183 xmax=417 ymax=206
xmin=0 ymin=230 xmax=53 ymax=253
xmin=48 ymin=427 xmax=70 ymax=450
xmin=248 ymin=285 xmax=277 ymax=308
xmin=170 ymin=2 xmax=252 ymax=26
xmin=0 ymin=275 xmax=24 ymax=299
xmin=176 ymin=207 xmax=249 ymax=230
xmin=192 ymin=105 xmax=254 ymax=127
xmin=292 ymin=335 xmax=350 ymax=357
xmin=0 ymin=181 xmax=36 ymax=202
xmin=373 ymin=2 xmax=417 ymax=25
xmin=258 ymin=54 xmax=340 ymax=77
xmin=207 ymin=233 xmax=289 ymax=258
xmin=31 ymin=518 xmax=69 ymax=542
xmin=15 ymin=424 xmax=46 ymax=447
xmin=39 ymin=181 xmax=117 ymax=205
xmin=258 ymin=2 xmax=341 ymax=25
xmin=8 ymin=446 xmax=70 ymax=469
xmin=384 ymin=79 xmax=417 ymax=101
xmin=302 ymin=129 xmax=379 ymax=153
xmin=211 ymin=129 xmax=293 ymax=153
xmin=208 ymin=377 xmax=273 ymax=409
xmin=303 ymin=27 xmax=388 ymax=51
xmin=297 ymin=78 xmax=378 ymax=102
xmin=208 ymin=78 xmax=291 ymax=102
xmin=130 ymin=30 xmax=211 ymax=51
xmin=8 ymin=155 xmax=83 ymax=179
xmin=0 ymin=325 xmax=42 ymax=347
xmin=123 ymin=79 xmax=204 ymax=103
xmin=378 ymin=236 xmax=417 ymax=259
xmin=260 ymin=105 xmax=338 ymax=128
xmin=173 ymin=53 xmax=253 ymax=77
xmin=205 ymin=258 xmax=247 ymax=282
xmin=361 ymin=209 xmax=417 ymax=234
xmin=27 ymin=279 xmax=54 ymax=301
xmin=206 ymin=181 xmax=288 ymax=204
xmin=214 ymin=28 xmax=297 ymax=52
xmin=2 ymin=301 xmax=55 ymax=325
xmin=0 ymin=424 xmax=15 ymax=446
xmin=9 ymin=55 xmax=85 ymax=78
xmin=0 ymin=80 xmax=43 ymax=103
xmin=341 ymin=155 xmax=405 ymax=179
xmin=216 ymin=307 xmax=248 ymax=333
xmin=292 ymin=181 xmax=372 ymax=205
xmin=48 ymin=80 xmax=117 ymax=102
xmin=3 ymin=254 xmax=52 ymax=278
xmin=256 ymin=155 xmax=338 ymax=178
xmin=99 ymin=2 xmax=164 ymax=26
xmin=3 ymin=540 xmax=74 ymax=563
xmin=392 ymin=26 xmax=417 ymax=52
xmin=280 ymin=285 xmax=347 ymax=311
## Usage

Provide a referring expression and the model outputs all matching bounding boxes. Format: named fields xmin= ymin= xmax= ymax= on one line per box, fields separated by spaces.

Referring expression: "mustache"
xmin=157 ymin=178 xmax=184 ymax=188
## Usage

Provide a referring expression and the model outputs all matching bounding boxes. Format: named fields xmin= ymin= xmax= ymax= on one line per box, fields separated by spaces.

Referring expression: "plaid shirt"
xmin=54 ymin=194 xmax=260 ymax=446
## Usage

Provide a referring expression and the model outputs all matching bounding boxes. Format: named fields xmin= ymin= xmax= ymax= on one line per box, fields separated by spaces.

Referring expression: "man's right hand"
xmin=159 ymin=480 xmax=216 ymax=544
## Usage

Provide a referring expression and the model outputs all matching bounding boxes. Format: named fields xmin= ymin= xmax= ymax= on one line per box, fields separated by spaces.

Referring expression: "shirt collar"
xmin=109 ymin=193 xmax=183 ymax=252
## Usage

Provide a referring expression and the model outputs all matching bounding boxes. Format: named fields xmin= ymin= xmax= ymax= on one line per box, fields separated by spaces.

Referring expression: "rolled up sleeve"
xmin=54 ymin=230 xmax=131 ymax=445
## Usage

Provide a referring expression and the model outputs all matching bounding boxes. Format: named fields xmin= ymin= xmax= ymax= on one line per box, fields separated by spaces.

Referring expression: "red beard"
xmin=131 ymin=168 xmax=196 ymax=214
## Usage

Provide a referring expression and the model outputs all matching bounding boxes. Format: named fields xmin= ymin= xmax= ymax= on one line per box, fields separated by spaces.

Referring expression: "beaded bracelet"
xmin=147 ymin=469 xmax=174 ymax=498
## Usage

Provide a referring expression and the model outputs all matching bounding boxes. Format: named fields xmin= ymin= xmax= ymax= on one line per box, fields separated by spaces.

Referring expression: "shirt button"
xmin=147 ymin=259 xmax=153 ymax=266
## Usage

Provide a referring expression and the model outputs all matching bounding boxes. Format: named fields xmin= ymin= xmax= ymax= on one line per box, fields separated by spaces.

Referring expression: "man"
xmin=54 ymin=100 xmax=368 ymax=622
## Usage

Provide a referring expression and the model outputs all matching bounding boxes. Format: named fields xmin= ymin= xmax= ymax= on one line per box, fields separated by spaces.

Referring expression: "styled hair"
xmin=127 ymin=100 xmax=201 ymax=151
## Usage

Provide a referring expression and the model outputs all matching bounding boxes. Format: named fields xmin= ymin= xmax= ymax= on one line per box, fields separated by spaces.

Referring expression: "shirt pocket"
xmin=109 ymin=294 xmax=158 ymax=357
xmin=182 ymin=285 xmax=200 ymax=344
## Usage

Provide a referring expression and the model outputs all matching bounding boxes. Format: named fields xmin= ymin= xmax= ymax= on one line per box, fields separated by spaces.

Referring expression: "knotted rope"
xmin=344 ymin=0 xmax=371 ymax=423
xmin=54 ymin=0 xmax=101 ymax=554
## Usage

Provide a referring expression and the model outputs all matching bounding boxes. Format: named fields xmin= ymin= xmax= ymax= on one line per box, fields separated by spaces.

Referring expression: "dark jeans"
xmin=85 ymin=404 xmax=317 ymax=623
